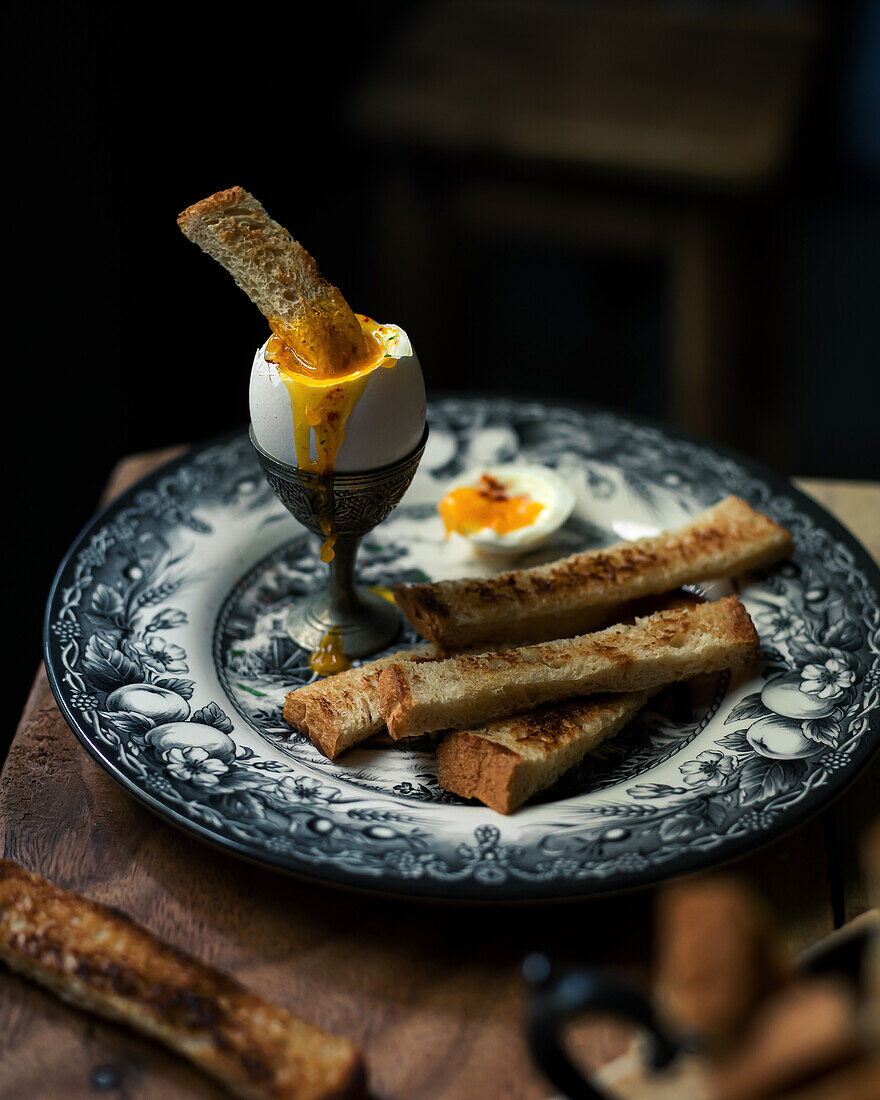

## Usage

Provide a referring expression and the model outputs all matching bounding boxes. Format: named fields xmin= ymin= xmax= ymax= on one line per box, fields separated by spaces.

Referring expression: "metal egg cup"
xmin=250 ymin=425 xmax=428 ymax=658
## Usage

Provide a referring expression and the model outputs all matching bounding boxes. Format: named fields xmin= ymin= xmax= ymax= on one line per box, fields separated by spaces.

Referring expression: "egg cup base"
xmin=286 ymin=585 xmax=401 ymax=658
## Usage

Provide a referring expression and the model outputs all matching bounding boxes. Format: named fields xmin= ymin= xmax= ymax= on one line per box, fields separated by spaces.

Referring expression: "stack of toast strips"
xmin=284 ymin=496 xmax=793 ymax=813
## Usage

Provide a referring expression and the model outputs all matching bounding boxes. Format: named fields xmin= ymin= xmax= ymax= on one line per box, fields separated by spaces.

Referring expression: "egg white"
xmin=442 ymin=463 xmax=576 ymax=555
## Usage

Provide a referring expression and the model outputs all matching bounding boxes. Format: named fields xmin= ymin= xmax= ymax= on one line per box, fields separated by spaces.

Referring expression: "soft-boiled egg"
xmin=249 ymin=316 xmax=426 ymax=474
xmin=439 ymin=464 xmax=575 ymax=555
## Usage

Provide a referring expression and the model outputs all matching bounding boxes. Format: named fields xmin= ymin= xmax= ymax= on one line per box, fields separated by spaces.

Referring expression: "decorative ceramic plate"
xmin=45 ymin=399 xmax=880 ymax=901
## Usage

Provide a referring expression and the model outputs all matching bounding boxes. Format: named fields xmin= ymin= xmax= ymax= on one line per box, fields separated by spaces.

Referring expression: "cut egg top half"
xmin=249 ymin=316 xmax=426 ymax=474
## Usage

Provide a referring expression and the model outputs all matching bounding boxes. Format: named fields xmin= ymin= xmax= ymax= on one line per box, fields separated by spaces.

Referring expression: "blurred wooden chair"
xmin=350 ymin=0 xmax=820 ymax=443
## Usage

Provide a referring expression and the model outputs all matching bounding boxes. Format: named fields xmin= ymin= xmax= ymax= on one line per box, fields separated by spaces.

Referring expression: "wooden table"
xmin=1 ymin=453 xmax=878 ymax=1100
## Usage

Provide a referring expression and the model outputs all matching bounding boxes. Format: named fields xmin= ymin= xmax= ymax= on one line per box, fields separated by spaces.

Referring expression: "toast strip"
xmin=379 ymin=595 xmax=758 ymax=738
xmin=437 ymin=692 xmax=651 ymax=814
xmin=394 ymin=496 xmax=791 ymax=649
xmin=0 ymin=861 xmax=364 ymax=1100
xmin=178 ymin=186 xmax=368 ymax=376
xmin=284 ymin=645 xmax=436 ymax=759
xmin=285 ymin=594 xmax=702 ymax=759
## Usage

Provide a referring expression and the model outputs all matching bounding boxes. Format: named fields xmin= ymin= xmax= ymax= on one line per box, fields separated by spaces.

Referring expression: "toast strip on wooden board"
xmin=393 ymin=495 xmax=791 ymax=650
xmin=0 ymin=860 xmax=365 ymax=1100
xmin=437 ymin=691 xmax=652 ymax=814
xmin=283 ymin=645 xmax=436 ymax=759
xmin=379 ymin=595 xmax=759 ymax=738
xmin=177 ymin=186 xmax=369 ymax=376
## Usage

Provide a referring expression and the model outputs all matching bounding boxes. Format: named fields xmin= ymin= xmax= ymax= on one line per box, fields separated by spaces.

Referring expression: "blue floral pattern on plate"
xmin=44 ymin=400 xmax=880 ymax=900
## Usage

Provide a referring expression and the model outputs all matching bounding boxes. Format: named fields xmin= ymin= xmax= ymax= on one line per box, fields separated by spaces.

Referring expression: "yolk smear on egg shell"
xmin=439 ymin=474 xmax=545 ymax=537
xmin=266 ymin=315 xmax=399 ymax=565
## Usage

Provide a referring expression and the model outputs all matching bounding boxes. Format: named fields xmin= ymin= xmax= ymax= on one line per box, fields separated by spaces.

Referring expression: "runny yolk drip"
xmin=265 ymin=315 xmax=398 ymax=563
xmin=367 ymin=585 xmax=397 ymax=604
xmin=439 ymin=474 xmax=545 ymax=537
xmin=308 ymin=629 xmax=351 ymax=676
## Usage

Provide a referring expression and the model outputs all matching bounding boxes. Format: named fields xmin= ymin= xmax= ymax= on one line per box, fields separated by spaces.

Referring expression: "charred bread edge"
xmin=0 ymin=860 xmax=365 ymax=1100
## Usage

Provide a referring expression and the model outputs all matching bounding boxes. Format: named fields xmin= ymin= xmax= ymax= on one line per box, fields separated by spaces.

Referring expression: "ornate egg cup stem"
xmin=249 ymin=424 xmax=428 ymax=659
xmin=287 ymin=536 xmax=401 ymax=655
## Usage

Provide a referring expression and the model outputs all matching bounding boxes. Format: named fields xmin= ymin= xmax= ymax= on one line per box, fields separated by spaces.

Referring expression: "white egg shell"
xmin=249 ymin=330 xmax=426 ymax=472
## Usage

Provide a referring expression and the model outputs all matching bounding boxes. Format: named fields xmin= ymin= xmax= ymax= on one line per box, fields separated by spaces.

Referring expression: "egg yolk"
xmin=439 ymin=474 xmax=545 ymax=537
xmin=367 ymin=585 xmax=397 ymax=604
xmin=308 ymin=629 xmax=351 ymax=676
xmin=265 ymin=315 xmax=398 ymax=563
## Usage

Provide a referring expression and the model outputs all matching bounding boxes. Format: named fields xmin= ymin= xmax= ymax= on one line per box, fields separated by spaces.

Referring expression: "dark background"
xmin=5 ymin=0 xmax=879 ymax=755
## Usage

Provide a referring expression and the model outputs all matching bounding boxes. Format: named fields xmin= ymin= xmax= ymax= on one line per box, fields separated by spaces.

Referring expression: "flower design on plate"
xmin=680 ymin=750 xmax=736 ymax=787
xmin=756 ymin=604 xmax=805 ymax=644
xmin=163 ymin=746 xmax=230 ymax=787
xmin=141 ymin=636 xmax=189 ymax=673
xmin=801 ymin=657 xmax=856 ymax=700
xmin=275 ymin=775 xmax=339 ymax=805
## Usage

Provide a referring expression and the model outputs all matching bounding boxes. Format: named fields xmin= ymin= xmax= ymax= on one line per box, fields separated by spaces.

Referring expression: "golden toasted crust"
xmin=394 ymin=496 xmax=792 ymax=649
xmin=0 ymin=861 xmax=365 ymax=1100
xmin=283 ymin=646 xmax=436 ymax=758
xmin=437 ymin=692 xmax=651 ymax=813
xmin=437 ymin=734 xmax=521 ymax=813
xmin=379 ymin=596 xmax=759 ymax=738
xmin=177 ymin=186 xmax=251 ymax=232
xmin=177 ymin=186 xmax=368 ymax=375
xmin=380 ymin=665 xmax=412 ymax=730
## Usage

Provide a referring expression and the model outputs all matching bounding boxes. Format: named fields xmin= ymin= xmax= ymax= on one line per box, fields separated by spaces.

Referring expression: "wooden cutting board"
xmin=0 ymin=451 xmax=876 ymax=1100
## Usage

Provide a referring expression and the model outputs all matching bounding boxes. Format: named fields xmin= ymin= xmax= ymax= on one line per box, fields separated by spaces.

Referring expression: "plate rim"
xmin=43 ymin=399 xmax=880 ymax=902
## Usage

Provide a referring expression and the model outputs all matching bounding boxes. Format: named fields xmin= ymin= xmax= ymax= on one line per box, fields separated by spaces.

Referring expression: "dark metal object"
xmin=524 ymin=914 xmax=878 ymax=1099
xmin=249 ymin=424 xmax=428 ymax=657
xmin=524 ymin=953 xmax=681 ymax=1100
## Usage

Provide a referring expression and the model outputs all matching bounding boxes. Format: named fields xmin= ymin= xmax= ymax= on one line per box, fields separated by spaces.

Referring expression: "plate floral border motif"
xmin=45 ymin=401 xmax=880 ymax=900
